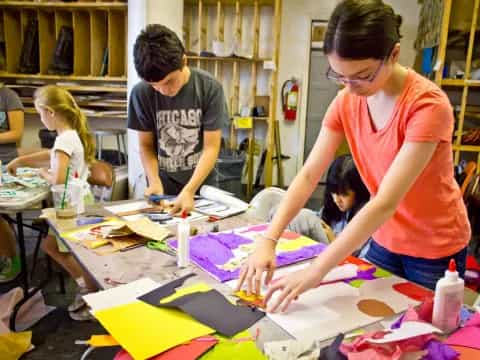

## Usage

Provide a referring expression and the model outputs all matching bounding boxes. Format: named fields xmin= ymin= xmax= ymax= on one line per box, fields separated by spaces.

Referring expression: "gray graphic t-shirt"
xmin=0 ymin=87 xmax=24 ymax=163
xmin=128 ymin=68 xmax=228 ymax=185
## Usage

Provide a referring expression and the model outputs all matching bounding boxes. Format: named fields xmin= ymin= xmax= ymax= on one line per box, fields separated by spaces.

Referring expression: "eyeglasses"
xmin=326 ymin=59 xmax=385 ymax=86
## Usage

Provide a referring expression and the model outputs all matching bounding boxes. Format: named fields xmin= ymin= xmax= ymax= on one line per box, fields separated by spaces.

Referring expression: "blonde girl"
xmin=8 ymin=85 xmax=98 ymax=321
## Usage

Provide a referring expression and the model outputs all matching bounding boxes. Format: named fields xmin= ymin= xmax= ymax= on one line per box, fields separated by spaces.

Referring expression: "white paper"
xmin=84 ymin=278 xmax=159 ymax=312
xmin=104 ymin=201 xmax=150 ymax=215
xmin=368 ymin=321 xmax=442 ymax=343
xmin=322 ymin=264 xmax=358 ymax=283
xmin=197 ymin=185 xmax=249 ymax=218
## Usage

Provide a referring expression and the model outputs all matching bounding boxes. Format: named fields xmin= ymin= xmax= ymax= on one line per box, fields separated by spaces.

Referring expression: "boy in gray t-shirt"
xmin=128 ymin=24 xmax=228 ymax=214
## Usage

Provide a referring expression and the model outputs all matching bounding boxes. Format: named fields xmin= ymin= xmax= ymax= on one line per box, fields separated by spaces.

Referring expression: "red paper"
xmin=281 ymin=230 xmax=300 ymax=240
xmin=392 ymin=282 xmax=433 ymax=302
xmin=114 ymin=336 xmax=218 ymax=360
xmin=466 ymin=255 xmax=480 ymax=272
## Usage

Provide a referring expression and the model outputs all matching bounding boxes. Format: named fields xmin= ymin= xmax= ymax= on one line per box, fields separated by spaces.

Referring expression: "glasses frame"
xmin=326 ymin=58 xmax=386 ymax=86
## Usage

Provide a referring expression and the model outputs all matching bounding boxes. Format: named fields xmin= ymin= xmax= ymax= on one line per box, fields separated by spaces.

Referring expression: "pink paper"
xmin=445 ymin=313 xmax=480 ymax=350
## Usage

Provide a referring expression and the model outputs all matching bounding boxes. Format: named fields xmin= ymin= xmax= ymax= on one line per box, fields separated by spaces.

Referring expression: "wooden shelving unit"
xmin=0 ymin=0 xmax=127 ymax=119
xmin=435 ymin=0 xmax=480 ymax=171
xmin=183 ymin=0 xmax=282 ymax=198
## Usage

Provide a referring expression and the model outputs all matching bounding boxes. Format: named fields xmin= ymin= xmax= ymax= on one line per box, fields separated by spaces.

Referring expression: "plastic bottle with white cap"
xmin=177 ymin=211 xmax=190 ymax=268
xmin=432 ymin=259 xmax=464 ymax=333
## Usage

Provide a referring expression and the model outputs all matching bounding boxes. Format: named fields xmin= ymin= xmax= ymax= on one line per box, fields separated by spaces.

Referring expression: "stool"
xmin=94 ymin=128 xmax=127 ymax=165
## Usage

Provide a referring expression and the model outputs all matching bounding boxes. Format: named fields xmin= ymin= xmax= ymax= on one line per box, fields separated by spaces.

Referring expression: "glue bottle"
xmin=432 ymin=259 xmax=464 ymax=333
xmin=177 ymin=211 xmax=190 ymax=268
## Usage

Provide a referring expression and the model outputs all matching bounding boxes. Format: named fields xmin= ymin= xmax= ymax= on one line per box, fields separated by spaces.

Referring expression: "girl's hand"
xmin=236 ymin=238 xmax=277 ymax=295
xmin=320 ymin=220 xmax=336 ymax=243
xmin=264 ymin=264 xmax=324 ymax=313
xmin=6 ymin=159 xmax=21 ymax=175
xmin=38 ymin=168 xmax=50 ymax=180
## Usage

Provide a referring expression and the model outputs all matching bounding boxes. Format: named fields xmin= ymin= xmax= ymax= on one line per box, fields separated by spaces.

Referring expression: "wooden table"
xmin=47 ymin=201 xmax=389 ymax=351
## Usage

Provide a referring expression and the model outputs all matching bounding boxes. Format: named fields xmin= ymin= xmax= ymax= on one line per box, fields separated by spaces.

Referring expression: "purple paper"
xmin=169 ymin=231 xmax=327 ymax=282
xmin=422 ymin=340 xmax=459 ymax=360
xmin=391 ymin=313 xmax=406 ymax=330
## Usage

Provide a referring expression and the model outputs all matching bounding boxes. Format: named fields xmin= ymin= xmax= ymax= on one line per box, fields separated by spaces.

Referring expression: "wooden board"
xmin=90 ymin=10 xmax=108 ymax=76
xmin=73 ymin=11 xmax=91 ymax=76
xmin=107 ymin=9 xmax=126 ymax=76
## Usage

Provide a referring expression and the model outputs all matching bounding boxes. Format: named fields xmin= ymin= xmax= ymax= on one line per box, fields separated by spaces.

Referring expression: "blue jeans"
xmin=365 ymin=241 xmax=467 ymax=290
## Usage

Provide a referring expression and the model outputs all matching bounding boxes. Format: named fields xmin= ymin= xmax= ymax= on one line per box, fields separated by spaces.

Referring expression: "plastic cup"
xmin=51 ymin=182 xmax=82 ymax=219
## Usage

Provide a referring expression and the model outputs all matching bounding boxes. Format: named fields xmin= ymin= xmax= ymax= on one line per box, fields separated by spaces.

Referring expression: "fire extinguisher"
xmin=281 ymin=78 xmax=299 ymax=121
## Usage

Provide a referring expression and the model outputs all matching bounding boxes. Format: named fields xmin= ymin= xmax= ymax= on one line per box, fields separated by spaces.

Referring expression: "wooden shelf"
xmin=185 ymin=0 xmax=274 ymax=5
xmin=441 ymin=79 xmax=480 ymax=87
xmin=0 ymin=2 xmax=127 ymax=10
xmin=187 ymin=55 xmax=269 ymax=64
xmin=0 ymin=73 xmax=126 ymax=82
xmin=7 ymin=84 xmax=127 ymax=93
xmin=453 ymin=144 xmax=480 ymax=152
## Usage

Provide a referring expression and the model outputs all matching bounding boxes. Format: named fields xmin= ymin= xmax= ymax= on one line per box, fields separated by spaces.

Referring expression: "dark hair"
xmin=323 ymin=0 xmax=402 ymax=60
xmin=321 ymin=155 xmax=370 ymax=225
xmin=133 ymin=24 xmax=185 ymax=82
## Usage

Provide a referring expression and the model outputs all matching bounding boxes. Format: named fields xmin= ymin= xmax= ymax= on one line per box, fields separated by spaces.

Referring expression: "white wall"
xmin=277 ymin=0 xmax=421 ymax=185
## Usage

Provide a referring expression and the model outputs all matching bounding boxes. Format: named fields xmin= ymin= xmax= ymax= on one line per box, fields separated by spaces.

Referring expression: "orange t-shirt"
xmin=323 ymin=69 xmax=470 ymax=259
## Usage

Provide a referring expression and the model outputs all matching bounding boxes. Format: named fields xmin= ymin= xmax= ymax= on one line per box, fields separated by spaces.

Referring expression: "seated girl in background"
xmin=319 ymin=155 xmax=371 ymax=256
xmin=7 ymin=85 xmax=97 ymax=321
xmin=274 ymin=155 xmax=371 ymax=257
xmin=0 ymin=85 xmax=25 ymax=282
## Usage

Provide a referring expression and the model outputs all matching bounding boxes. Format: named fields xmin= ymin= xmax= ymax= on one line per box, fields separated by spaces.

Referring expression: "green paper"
xmin=348 ymin=280 xmax=364 ymax=288
xmin=373 ymin=268 xmax=392 ymax=278
xmin=199 ymin=331 xmax=266 ymax=360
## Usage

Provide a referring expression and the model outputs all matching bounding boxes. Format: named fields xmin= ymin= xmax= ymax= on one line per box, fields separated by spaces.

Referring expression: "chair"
xmin=247 ymin=187 xmax=286 ymax=221
xmin=94 ymin=128 xmax=127 ymax=166
xmin=88 ymin=160 xmax=115 ymax=202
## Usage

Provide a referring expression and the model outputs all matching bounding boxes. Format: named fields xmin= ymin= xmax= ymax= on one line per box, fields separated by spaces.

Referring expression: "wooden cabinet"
xmin=0 ymin=1 xmax=127 ymax=119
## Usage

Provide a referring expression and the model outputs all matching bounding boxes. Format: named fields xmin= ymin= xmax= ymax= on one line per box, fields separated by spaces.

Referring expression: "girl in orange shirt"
xmin=237 ymin=0 xmax=470 ymax=311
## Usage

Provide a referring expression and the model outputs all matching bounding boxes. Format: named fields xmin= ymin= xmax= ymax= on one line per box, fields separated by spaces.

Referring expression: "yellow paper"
xmin=0 ymin=331 xmax=32 ymax=360
xmin=94 ymin=301 xmax=214 ymax=360
xmin=234 ymin=117 xmax=253 ymax=129
xmin=160 ymin=283 xmax=212 ymax=303
xmin=276 ymin=236 xmax=317 ymax=252
xmin=88 ymin=334 xmax=119 ymax=347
